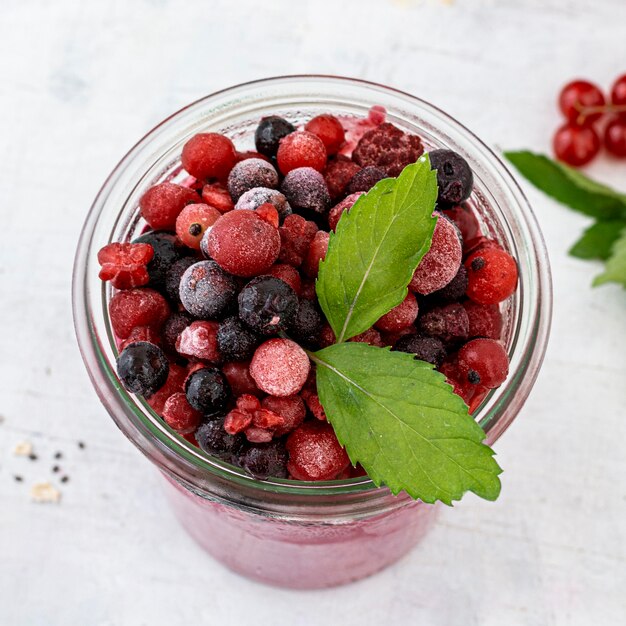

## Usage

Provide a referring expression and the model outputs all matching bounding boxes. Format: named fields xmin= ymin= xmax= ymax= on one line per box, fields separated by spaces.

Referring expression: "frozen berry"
xmin=319 ymin=323 xmax=336 ymax=347
xmin=281 ymin=167 xmax=331 ymax=214
xmin=250 ymin=338 xmax=310 ymax=396
xmin=278 ymin=214 xmax=318 ymax=267
xmin=463 ymin=235 xmax=501 ymax=259
xmin=559 ymin=79 xmax=605 ymax=124
xmin=301 ymin=230 xmax=330 ymax=278
xmin=410 ymin=215 xmax=462 ymax=295
xmin=392 ymin=334 xmax=446 ymax=367
xmin=255 ymin=116 xmax=296 ymax=158
xmin=553 ymin=123 xmax=600 ymax=167
xmin=299 ymin=279 xmax=317 ymax=301
xmin=117 ymin=342 xmax=169 ymax=396
xmin=350 ymin=328 xmax=384 ymax=347
xmin=222 ymin=361 xmax=260 ymax=396
xmin=133 ymin=231 xmax=190 ymax=290
xmin=277 ymin=131 xmax=327 ymax=175
xmin=305 ymin=114 xmax=345 ymax=155
xmin=207 ymin=210 xmax=280 ymax=277
xmin=375 ymin=293 xmax=418 ymax=333
xmin=175 ymin=203 xmax=221 ymax=249
xmin=109 ymin=288 xmax=170 ymax=339
xmin=417 ymin=303 xmax=469 ymax=344
xmin=301 ymin=388 xmax=326 ymax=420
xmin=465 ymin=248 xmax=518 ymax=304
xmin=185 ymin=367 xmax=231 ymax=414
xmin=147 ymin=363 xmax=187 ymax=413
xmin=239 ymin=440 xmax=289 ymax=479
xmin=236 ymin=150 xmax=271 ymax=163
xmin=162 ymin=392 xmax=202 ymax=434
xmin=235 ymin=187 xmax=292 ymax=222
xmin=286 ymin=422 xmax=350 ymax=481
xmin=245 ymin=427 xmax=273 ymax=443
xmin=611 ymin=74 xmax=626 ymax=106
xmin=119 ymin=325 xmax=161 ymax=351
xmin=164 ymin=257 xmax=197 ymax=303
xmin=442 ymin=203 xmax=480 ymax=242
xmin=604 ymin=116 xmax=626 ymax=157
xmin=457 ymin=338 xmax=509 ymax=388
xmin=255 ymin=203 xmax=280 ymax=229
xmin=139 ymin=183 xmax=199 ymax=230
xmin=429 ymin=150 xmax=473 ymax=205
xmin=324 ymin=156 xmax=362 ymax=201
xmin=287 ymin=298 xmax=323 ymax=347
xmin=195 ymin=419 xmax=244 ymax=460
xmin=346 ymin=166 xmax=385 ymax=194
xmin=328 ymin=192 xmax=364 ymax=232
xmin=201 ymin=182 xmax=234 ymax=213
xmin=352 ymin=122 xmax=423 ymax=176
xmin=179 ymin=260 xmax=238 ymax=319
xmin=262 ymin=395 xmax=306 ymax=436
xmin=463 ymin=301 xmax=503 ymax=340
xmin=161 ymin=312 xmax=193 ymax=355
xmin=429 ymin=265 xmax=468 ymax=303
xmin=217 ymin=316 xmax=261 ymax=362
xmin=97 ymin=242 xmax=153 ymax=289
xmin=227 ymin=158 xmax=279 ymax=201
xmin=238 ymin=276 xmax=298 ymax=335
xmin=176 ymin=320 xmax=221 ymax=362
xmin=181 ymin=133 xmax=237 ymax=181
xmin=267 ymin=263 xmax=302 ymax=294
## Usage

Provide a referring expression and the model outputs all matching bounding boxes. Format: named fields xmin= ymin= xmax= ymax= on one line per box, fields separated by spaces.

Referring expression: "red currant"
xmin=175 ymin=203 xmax=221 ymax=250
xmin=457 ymin=338 xmax=509 ymax=389
xmin=305 ymin=114 xmax=345 ymax=155
xmin=604 ymin=116 xmax=626 ymax=157
xmin=553 ymin=123 xmax=601 ymax=167
xmin=465 ymin=247 xmax=518 ymax=305
xmin=610 ymin=73 xmax=626 ymax=107
xmin=181 ymin=133 xmax=237 ymax=181
xmin=558 ymin=80 xmax=605 ymax=124
xmin=277 ymin=131 xmax=327 ymax=175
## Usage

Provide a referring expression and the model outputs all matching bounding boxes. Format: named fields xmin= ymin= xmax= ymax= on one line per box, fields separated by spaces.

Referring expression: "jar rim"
xmin=72 ymin=74 xmax=552 ymax=512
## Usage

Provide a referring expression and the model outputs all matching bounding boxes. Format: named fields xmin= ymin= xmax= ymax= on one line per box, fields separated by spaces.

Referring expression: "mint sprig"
xmin=311 ymin=158 xmax=502 ymax=504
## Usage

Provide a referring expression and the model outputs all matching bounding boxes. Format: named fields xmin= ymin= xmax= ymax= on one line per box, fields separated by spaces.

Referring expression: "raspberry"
xmin=255 ymin=203 xmax=280 ymax=229
xmin=457 ymin=338 xmax=509 ymax=389
xmin=250 ymin=338 xmax=310 ymax=397
xmin=277 ymin=131 xmax=327 ymax=174
xmin=392 ymin=334 xmax=446 ymax=367
xmin=281 ymin=167 xmax=331 ymax=214
xmin=181 ymin=133 xmax=237 ymax=181
xmin=286 ymin=298 xmax=323 ymax=347
xmin=133 ymin=231 xmax=191 ymax=290
xmin=352 ymin=122 xmax=423 ymax=176
xmin=162 ymin=392 xmax=202 ymax=434
xmin=261 ymin=395 xmax=306 ymax=436
xmin=161 ymin=312 xmax=193 ymax=356
xmin=227 ymin=158 xmax=279 ymax=202
xmin=195 ymin=419 xmax=245 ymax=461
xmin=428 ymin=265 xmax=468 ymax=303
xmin=147 ymin=363 xmax=187 ymax=413
xmin=97 ymin=242 xmax=153 ymax=289
xmin=417 ymin=303 xmax=469 ymax=344
xmin=286 ymin=422 xmax=350 ymax=481
xmin=217 ymin=316 xmax=261 ymax=362
xmin=465 ymin=248 xmax=518 ymax=304
xmin=139 ymin=183 xmax=199 ymax=230
xmin=235 ymin=187 xmax=292 ymax=222
xmin=301 ymin=388 xmax=327 ymax=421
xmin=375 ymin=293 xmax=419 ymax=333
xmin=164 ymin=257 xmax=197 ymax=304
xmin=207 ymin=210 xmax=280 ymax=277
xmin=278 ymin=214 xmax=318 ymax=267
xmin=238 ymin=276 xmax=299 ymax=335
xmin=179 ymin=260 xmax=238 ymax=319
xmin=109 ymin=288 xmax=170 ymax=339
xmin=267 ymin=263 xmax=302 ymax=294
xmin=346 ymin=166 xmax=386 ymax=194
xmin=301 ymin=230 xmax=330 ymax=278
xmin=175 ymin=203 xmax=221 ymax=250
xmin=463 ymin=301 xmax=503 ymax=340
xmin=119 ymin=326 xmax=161 ymax=352
xmin=176 ymin=320 xmax=221 ymax=362
xmin=201 ymin=183 xmax=234 ymax=213
xmin=442 ymin=203 xmax=479 ymax=242
xmin=221 ymin=361 xmax=261 ymax=397
xmin=324 ymin=156 xmax=362 ymax=201
xmin=429 ymin=150 xmax=474 ymax=205
xmin=185 ymin=367 xmax=231 ymax=414
xmin=328 ymin=192 xmax=364 ymax=232
xmin=410 ymin=215 xmax=462 ymax=295
xmin=239 ymin=441 xmax=289 ymax=479
xmin=349 ymin=328 xmax=384 ymax=347
xmin=116 ymin=342 xmax=169 ymax=397
xmin=305 ymin=114 xmax=345 ymax=155
xmin=255 ymin=116 xmax=296 ymax=158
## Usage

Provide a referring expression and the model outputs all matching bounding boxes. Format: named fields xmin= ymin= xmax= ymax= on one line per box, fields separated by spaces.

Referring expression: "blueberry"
xmin=133 ymin=231 xmax=191 ymax=290
xmin=116 ymin=341 xmax=169 ymax=396
xmin=428 ymin=150 xmax=473 ymax=205
xmin=286 ymin=298 xmax=323 ymax=348
xmin=239 ymin=440 xmax=289 ymax=479
xmin=417 ymin=303 xmax=469 ymax=345
xmin=227 ymin=159 xmax=279 ymax=202
xmin=238 ymin=276 xmax=298 ymax=335
xmin=217 ymin=316 xmax=261 ymax=362
xmin=185 ymin=367 xmax=231 ymax=414
xmin=428 ymin=265 xmax=469 ymax=303
xmin=346 ymin=166 xmax=386 ymax=194
xmin=392 ymin=334 xmax=447 ymax=368
xmin=255 ymin=116 xmax=296 ymax=157
xmin=235 ymin=187 xmax=292 ymax=222
xmin=281 ymin=167 xmax=331 ymax=215
xmin=161 ymin=312 xmax=193 ymax=356
xmin=195 ymin=419 xmax=245 ymax=460
xmin=165 ymin=256 xmax=197 ymax=303
xmin=179 ymin=260 xmax=238 ymax=320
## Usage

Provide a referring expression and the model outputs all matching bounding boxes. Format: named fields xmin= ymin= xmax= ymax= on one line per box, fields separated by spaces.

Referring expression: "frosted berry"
xmin=457 ymin=338 xmax=509 ymax=388
xmin=109 ymin=288 xmax=170 ymax=339
xmin=255 ymin=203 xmax=280 ymax=229
xmin=250 ymin=338 xmax=310 ymax=396
xmin=417 ymin=302 xmax=469 ymax=344
xmin=410 ymin=215 xmax=462 ymax=295
xmin=133 ymin=231 xmax=190 ymax=290
xmin=302 ymin=230 xmax=330 ymax=278
xmin=346 ymin=166 xmax=385 ymax=194
xmin=393 ymin=334 xmax=446 ymax=367
xmin=267 ymin=263 xmax=302 ymax=294
xmin=164 ymin=257 xmax=197 ymax=303
xmin=281 ymin=167 xmax=331 ymax=214
xmin=240 ymin=441 xmax=289 ymax=479
xmin=604 ymin=117 xmax=626 ymax=157
xmin=429 ymin=265 xmax=468 ymax=303
xmin=324 ymin=156 xmax=362 ymax=201
xmin=227 ymin=158 xmax=279 ymax=202
xmin=207 ymin=210 xmax=280 ymax=277
xmin=162 ymin=392 xmax=202 ymax=434
xmin=255 ymin=115 xmax=296 ymax=157
xmin=465 ymin=247 xmax=518 ymax=304
xmin=236 ymin=150 xmax=271 ymax=163
xmin=286 ymin=421 xmax=350 ymax=481
xmin=181 ymin=133 xmax=237 ymax=181
xmin=328 ymin=192 xmax=364 ymax=232
xmin=139 ymin=183 xmax=199 ymax=230
xmin=175 ymin=203 xmax=221 ymax=250
xmin=235 ymin=187 xmax=292 ymax=222
xmin=349 ymin=328 xmax=384 ymax=347
xmin=117 ymin=342 xmax=169 ymax=396
xmin=221 ymin=361 xmax=260 ymax=397
xmin=146 ymin=363 xmax=187 ymax=413
xmin=286 ymin=298 xmax=323 ymax=347
xmin=262 ymin=395 xmax=306 ymax=436
xmin=195 ymin=419 xmax=245 ymax=460
xmin=553 ymin=123 xmax=600 ymax=167
xmin=375 ymin=293 xmax=418 ymax=333
xmin=559 ymin=80 xmax=605 ymax=124
xmin=463 ymin=301 xmax=503 ymax=339
xmin=305 ymin=114 xmax=345 ymax=155
xmin=161 ymin=311 xmax=193 ymax=356
xmin=278 ymin=214 xmax=318 ymax=267
xmin=277 ymin=131 xmax=327 ymax=174
xmin=217 ymin=316 xmax=261 ymax=362
xmin=201 ymin=182 xmax=234 ymax=213
xmin=442 ymin=203 xmax=479 ymax=242
xmin=176 ymin=320 xmax=221 ymax=362
xmin=429 ymin=150 xmax=473 ymax=205
xmin=238 ymin=276 xmax=298 ymax=335
xmin=185 ymin=367 xmax=231 ymax=414
xmin=299 ymin=279 xmax=317 ymax=301
xmin=301 ymin=388 xmax=327 ymax=420
xmin=119 ymin=326 xmax=161 ymax=352
xmin=179 ymin=260 xmax=238 ymax=319
xmin=97 ymin=242 xmax=153 ymax=289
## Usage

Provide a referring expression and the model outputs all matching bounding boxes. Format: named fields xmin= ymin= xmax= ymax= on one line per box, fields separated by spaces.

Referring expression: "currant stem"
xmin=574 ymin=102 xmax=626 ymax=125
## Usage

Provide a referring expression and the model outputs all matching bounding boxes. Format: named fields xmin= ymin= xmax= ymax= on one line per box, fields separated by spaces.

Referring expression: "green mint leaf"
xmin=593 ymin=225 xmax=626 ymax=289
xmin=504 ymin=151 xmax=626 ymax=221
xmin=569 ymin=220 xmax=626 ymax=260
xmin=312 ymin=343 xmax=502 ymax=505
xmin=316 ymin=157 xmax=438 ymax=342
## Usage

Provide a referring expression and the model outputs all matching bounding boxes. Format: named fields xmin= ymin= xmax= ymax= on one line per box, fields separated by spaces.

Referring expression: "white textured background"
xmin=1 ymin=1 xmax=625 ymax=625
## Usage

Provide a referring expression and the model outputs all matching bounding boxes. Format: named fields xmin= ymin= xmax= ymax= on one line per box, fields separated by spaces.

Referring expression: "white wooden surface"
xmin=1 ymin=1 xmax=625 ymax=624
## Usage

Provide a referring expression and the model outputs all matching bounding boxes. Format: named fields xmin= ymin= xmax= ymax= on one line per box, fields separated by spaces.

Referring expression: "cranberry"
xmin=277 ymin=131 xmax=327 ymax=174
xmin=139 ymin=183 xmax=198 ymax=230
xmin=249 ymin=339 xmax=310 ymax=397
xmin=465 ymin=248 xmax=518 ymax=305
xmin=201 ymin=183 xmax=234 ymax=213
xmin=457 ymin=338 xmax=509 ymax=389
xmin=222 ymin=361 xmax=261 ymax=397
xmin=181 ymin=133 xmax=237 ymax=181
xmin=97 ymin=242 xmax=153 ymax=290
xmin=604 ymin=116 xmax=626 ymax=157
xmin=305 ymin=114 xmax=345 ymax=155
xmin=301 ymin=230 xmax=330 ymax=278
xmin=109 ymin=288 xmax=170 ymax=339
xmin=175 ymin=203 xmax=221 ymax=250
xmin=162 ymin=392 xmax=202 ymax=434
xmin=375 ymin=293 xmax=419 ymax=333
xmin=558 ymin=80 xmax=605 ymax=124
xmin=553 ymin=123 xmax=601 ymax=167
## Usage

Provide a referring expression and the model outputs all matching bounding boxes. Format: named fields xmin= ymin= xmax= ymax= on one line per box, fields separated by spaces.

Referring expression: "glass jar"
xmin=72 ymin=76 xmax=552 ymax=589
